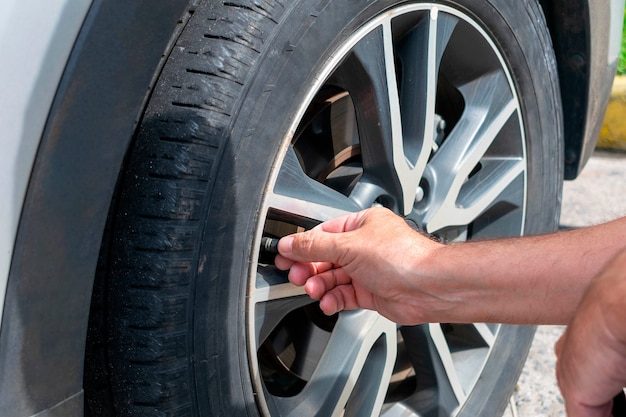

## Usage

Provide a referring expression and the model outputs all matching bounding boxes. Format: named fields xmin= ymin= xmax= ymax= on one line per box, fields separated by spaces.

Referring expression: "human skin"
xmin=274 ymin=207 xmax=626 ymax=416
xmin=275 ymin=207 xmax=626 ymax=325
xmin=555 ymin=250 xmax=626 ymax=417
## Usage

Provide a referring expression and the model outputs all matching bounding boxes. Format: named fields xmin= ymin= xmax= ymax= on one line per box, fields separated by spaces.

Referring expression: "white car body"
xmin=0 ymin=0 xmax=91 ymax=328
xmin=0 ymin=0 xmax=623 ymax=415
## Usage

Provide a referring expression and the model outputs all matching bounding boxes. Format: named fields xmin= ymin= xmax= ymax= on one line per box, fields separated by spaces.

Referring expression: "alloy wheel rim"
xmin=248 ymin=4 xmax=526 ymax=416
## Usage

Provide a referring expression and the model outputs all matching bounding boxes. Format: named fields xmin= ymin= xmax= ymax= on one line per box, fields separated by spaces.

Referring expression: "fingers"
xmin=285 ymin=265 xmax=365 ymax=315
xmin=554 ymin=256 xmax=626 ymax=417
xmin=272 ymin=207 xmax=402 ymax=317
xmin=274 ymin=253 xmax=337 ymax=288
xmin=556 ymin=327 xmax=614 ymax=417
xmin=276 ymin=207 xmax=393 ymax=263
xmin=561 ymin=398 xmax=612 ymax=417
xmin=273 ymin=253 xmax=295 ymax=271
xmin=289 ymin=261 xmax=334 ymax=287
xmin=556 ymin=333 xmax=626 ymax=417
xmin=318 ymin=285 xmax=362 ymax=316
xmin=300 ymin=267 xmax=349 ymax=298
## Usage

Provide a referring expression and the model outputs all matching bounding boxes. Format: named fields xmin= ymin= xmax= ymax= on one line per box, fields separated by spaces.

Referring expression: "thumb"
xmin=278 ymin=228 xmax=345 ymax=265
xmin=277 ymin=209 xmax=372 ymax=263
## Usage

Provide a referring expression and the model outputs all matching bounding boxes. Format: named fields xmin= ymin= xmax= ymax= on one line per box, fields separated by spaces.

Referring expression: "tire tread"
xmin=85 ymin=1 xmax=287 ymax=415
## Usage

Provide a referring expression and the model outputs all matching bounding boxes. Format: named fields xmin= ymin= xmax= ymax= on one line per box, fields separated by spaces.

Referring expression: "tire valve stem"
xmin=260 ymin=237 xmax=280 ymax=255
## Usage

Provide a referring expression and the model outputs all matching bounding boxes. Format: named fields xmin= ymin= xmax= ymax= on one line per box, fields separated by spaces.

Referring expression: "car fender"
xmin=0 ymin=0 xmax=191 ymax=415
xmin=540 ymin=0 xmax=625 ymax=179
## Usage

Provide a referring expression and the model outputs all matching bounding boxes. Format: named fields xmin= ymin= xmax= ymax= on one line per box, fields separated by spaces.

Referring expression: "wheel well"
xmin=538 ymin=0 xmax=592 ymax=179
xmin=0 ymin=0 xmax=192 ymax=415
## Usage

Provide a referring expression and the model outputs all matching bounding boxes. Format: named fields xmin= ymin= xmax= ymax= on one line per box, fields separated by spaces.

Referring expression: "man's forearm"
xmin=425 ymin=216 xmax=626 ymax=324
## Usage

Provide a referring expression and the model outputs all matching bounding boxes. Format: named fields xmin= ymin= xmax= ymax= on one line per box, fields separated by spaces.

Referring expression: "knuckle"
xmin=296 ymin=232 xmax=317 ymax=255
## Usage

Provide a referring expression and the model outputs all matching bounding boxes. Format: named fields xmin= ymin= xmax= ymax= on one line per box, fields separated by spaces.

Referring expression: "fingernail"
xmin=278 ymin=235 xmax=294 ymax=255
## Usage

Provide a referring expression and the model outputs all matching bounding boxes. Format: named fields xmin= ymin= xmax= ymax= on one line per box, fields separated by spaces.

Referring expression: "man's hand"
xmin=555 ymin=250 xmax=626 ymax=417
xmin=274 ymin=207 xmax=447 ymax=325
xmin=275 ymin=209 xmax=626 ymax=326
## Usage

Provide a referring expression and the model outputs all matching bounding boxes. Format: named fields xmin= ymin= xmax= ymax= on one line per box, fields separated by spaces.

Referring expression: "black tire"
xmin=85 ymin=0 xmax=563 ymax=416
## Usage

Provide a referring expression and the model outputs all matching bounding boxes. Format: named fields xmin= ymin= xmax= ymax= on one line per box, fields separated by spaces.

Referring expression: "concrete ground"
xmin=508 ymin=150 xmax=626 ymax=416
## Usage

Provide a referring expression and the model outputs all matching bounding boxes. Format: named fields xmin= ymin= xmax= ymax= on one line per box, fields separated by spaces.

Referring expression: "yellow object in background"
xmin=598 ymin=76 xmax=626 ymax=151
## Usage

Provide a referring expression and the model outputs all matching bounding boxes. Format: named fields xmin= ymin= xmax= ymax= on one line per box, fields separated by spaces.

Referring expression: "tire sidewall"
xmin=193 ymin=0 xmax=562 ymax=415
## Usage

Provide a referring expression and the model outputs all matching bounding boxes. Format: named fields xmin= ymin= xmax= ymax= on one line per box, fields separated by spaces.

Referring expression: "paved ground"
xmin=509 ymin=150 xmax=626 ymax=416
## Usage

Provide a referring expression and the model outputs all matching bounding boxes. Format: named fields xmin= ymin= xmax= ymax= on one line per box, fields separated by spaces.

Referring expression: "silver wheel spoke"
xmin=253 ymin=265 xmax=307 ymax=304
xmin=472 ymin=323 xmax=497 ymax=347
xmin=345 ymin=11 xmax=459 ymax=215
xmin=251 ymin=265 xmax=312 ymax=346
xmin=339 ymin=23 xmax=403 ymax=210
xmin=429 ymin=323 xmax=466 ymax=405
xmin=273 ymin=311 xmax=397 ymax=417
xmin=456 ymin=157 xmax=524 ymax=210
xmin=268 ymin=146 xmax=360 ymax=224
xmin=395 ymin=9 xmax=458 ymax=215
xmin=420 ymin=71 xmax=520 ymax=232
xmin=448 ymin=323 xmax=498 ymax=393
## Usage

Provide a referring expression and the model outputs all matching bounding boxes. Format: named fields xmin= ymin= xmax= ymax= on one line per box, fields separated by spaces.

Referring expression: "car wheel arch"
xmin=0 ymin=0 xmax=193 ymax=415
xmin=538 ymin=0 xmax=616 ymax=179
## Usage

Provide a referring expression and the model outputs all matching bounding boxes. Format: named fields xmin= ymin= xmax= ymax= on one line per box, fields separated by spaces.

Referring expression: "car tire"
xmin=85 ymin=0 xmax=563 ymax=416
